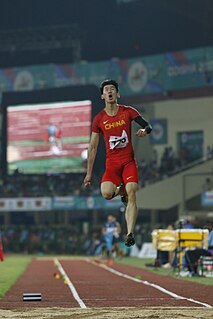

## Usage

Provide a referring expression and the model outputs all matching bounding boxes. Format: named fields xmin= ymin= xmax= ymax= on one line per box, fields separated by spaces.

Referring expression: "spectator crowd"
xmin=1 ymin=145 xmax=212 ymax=198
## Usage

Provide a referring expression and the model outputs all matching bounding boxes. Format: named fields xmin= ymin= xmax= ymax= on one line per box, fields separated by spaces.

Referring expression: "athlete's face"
xmin=101 ymin=84 xmax=120 ymax=103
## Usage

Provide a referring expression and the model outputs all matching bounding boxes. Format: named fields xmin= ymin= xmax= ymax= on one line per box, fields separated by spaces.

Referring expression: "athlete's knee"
xmin=126 ymin=190 xmax=136 ymax=202
xmin=126 ymin=184 xmax=137 ymax=201
xmin=102 ymin=191 xmax=115 ymax=200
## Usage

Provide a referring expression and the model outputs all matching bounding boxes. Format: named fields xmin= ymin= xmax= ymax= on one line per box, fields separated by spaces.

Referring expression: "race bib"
xmin=109 ymin=130 xmax=128 ymax=150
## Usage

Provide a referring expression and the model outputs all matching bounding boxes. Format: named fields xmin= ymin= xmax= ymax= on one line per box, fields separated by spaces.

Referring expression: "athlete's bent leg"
xmin=125 ymin=182 xmax=138 ymax=235
xmin=101 ymin=181 xmax=118 ymax=200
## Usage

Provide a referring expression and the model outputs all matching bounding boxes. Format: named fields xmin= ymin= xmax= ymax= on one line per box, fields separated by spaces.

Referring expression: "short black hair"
xmin=100 ymin=79 xmax=119 ymax=94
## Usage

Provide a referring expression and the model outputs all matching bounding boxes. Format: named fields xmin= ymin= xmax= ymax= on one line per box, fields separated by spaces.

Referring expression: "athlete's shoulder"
xmin=93 ymin=110 xmax=105 ymax=121
xmin=119 ymin=104 xmax=140 ymax=117
xmin=92 ymin=110 xmax=105 ymax=133
xmin=118 ymin=104 xmax=128 ymax=110
xmin=118 ymin=104 xmax=137 ymax=111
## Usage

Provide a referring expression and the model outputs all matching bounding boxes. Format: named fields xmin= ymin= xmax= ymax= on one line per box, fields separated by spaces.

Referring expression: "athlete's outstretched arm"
xmin=84 ymin=132 xmax=100 ymax=187
xmin=134 ymin=116 xmax=152 ymax=137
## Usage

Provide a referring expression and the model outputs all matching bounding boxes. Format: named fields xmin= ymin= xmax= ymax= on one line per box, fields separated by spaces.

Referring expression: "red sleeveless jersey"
xmin=92 ymin=105 xmax=140 ymax=162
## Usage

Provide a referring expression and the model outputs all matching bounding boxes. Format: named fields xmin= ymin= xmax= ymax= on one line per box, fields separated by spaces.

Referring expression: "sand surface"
xmin=0 ymin=307 xmax=213 ymax=319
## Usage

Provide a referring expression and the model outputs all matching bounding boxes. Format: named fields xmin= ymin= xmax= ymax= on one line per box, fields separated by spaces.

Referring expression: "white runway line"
xmin=88 ymin=260 xmax=212 ymax=308
xmin=54 ymin=258 xmax=87 ymax=309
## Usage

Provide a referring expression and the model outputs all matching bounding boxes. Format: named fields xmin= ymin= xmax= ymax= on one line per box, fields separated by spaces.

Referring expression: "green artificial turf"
xmin=115 ymin=257 xmax=213 ymax=286
xmin=0 ymin=255 xmax=32 ymax=298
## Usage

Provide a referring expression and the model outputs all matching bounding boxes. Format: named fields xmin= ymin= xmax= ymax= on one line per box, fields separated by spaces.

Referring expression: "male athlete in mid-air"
xmin=84 ymin=79 xmax=152 ymax=246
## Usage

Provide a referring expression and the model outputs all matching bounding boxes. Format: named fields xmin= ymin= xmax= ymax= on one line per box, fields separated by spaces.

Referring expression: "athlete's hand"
xmin=136 ymin=128 xmax=147 ymax=137
xmin=84 ymin=174 xmax=91 ymax=188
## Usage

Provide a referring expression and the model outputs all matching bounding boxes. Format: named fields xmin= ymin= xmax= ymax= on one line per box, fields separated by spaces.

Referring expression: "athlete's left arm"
xmin=134 ymin=116 xmax=152 ymax=137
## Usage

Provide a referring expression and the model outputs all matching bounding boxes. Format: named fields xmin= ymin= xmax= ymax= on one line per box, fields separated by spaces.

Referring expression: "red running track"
xmin=0 ymin=258 xmax=212 ymax=309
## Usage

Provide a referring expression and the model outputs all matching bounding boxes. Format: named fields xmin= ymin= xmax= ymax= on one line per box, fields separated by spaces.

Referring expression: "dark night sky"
xmin=0 ymin=0 xmax=213 ymax=67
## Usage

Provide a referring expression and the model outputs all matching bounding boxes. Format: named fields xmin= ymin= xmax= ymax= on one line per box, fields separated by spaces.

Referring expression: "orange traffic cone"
xmin=0 ymin=233 xmax=4 ymax=261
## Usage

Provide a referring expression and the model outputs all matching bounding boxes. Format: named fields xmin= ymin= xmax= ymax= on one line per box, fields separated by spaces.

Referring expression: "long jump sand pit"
xmin=0 ymin=307 xmax=213 ymax=319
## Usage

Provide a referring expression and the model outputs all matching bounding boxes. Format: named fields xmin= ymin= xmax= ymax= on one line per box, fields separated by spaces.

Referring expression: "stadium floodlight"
xmin=0 ymin=24 xmax=81 ymax=62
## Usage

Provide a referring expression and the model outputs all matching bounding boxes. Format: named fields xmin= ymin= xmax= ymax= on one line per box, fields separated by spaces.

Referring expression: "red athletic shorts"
xmin=101 ymin=158 xmax=138 ymax=186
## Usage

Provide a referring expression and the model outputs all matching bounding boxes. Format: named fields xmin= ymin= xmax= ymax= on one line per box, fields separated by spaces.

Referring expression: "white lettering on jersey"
xmin=109 ymin=130 xmax=128 ymax=150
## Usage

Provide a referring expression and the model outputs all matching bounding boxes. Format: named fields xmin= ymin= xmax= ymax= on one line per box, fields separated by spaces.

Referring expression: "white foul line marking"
xmin=88 ymin=259 xmax=212 ymax=308
xmin=54 ymin=258 xmax=87 ymax=309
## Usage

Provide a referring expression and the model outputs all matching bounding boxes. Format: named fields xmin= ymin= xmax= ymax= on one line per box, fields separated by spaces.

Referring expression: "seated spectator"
xmin=184 ymin=222 xmax=213 ymax=275
xmin=184 ymin=219 xmax=194 ymax=229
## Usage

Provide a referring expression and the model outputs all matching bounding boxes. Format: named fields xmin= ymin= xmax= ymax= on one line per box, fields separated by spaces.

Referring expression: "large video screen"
xmin=7 ymin=100 xmax=91 ymax=174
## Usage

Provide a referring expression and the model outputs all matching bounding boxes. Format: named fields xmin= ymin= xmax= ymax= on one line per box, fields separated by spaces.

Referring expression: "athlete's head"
xmin=100 ymin=79 xmax=120 ymax=102
xmin=100 ymin=79 xmax=119 ymax=94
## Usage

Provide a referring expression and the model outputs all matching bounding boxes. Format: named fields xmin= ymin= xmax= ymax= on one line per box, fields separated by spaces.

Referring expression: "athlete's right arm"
xmin=84 ymin=132 xmax=100 ymax=188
